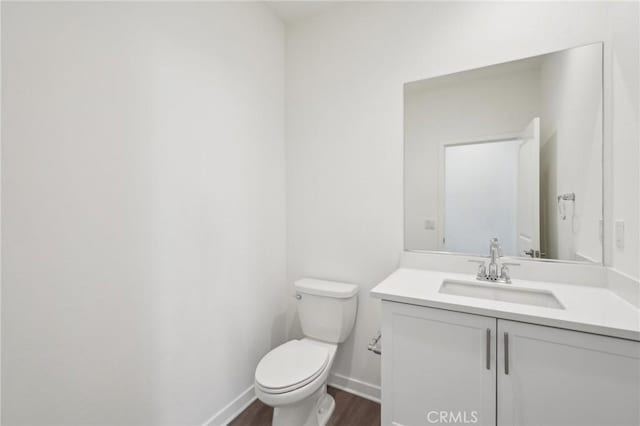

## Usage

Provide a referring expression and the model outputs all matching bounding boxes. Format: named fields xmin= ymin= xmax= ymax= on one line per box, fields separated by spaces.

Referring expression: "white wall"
xmin=608 ymin=2 xmax=640 ymax=278
xmin=2 ymin=3 xmax=286 ymax=425
xmin=404 ymin=65 xmax=541 ymax=252
xmin=286 ymin=1 xmax=639 ymax=392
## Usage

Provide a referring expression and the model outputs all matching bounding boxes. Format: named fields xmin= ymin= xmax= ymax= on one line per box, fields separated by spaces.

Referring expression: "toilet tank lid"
xmin=294 ymin=278 xmax=359 ymax=299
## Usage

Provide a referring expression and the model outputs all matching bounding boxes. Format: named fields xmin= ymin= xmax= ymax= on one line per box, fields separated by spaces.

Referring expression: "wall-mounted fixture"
xmin=557 ymin=192 xmax=576 ymax=220
xmin=368 ymin=331 xmax=382 ymax=355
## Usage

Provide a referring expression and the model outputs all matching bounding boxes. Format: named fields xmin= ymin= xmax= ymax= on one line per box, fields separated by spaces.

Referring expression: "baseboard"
xmin=328 ymin=372 xmax=381 ymax=404
xmin=201 ymin=373 xmax=379 ymax=425
xmin=202 ymin=384 xmax=256 ymax=426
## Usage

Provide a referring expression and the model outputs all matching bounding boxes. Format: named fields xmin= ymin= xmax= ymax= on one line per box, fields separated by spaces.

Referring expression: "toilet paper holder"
xmin=368 ymin=331 xmax=382 ymax=355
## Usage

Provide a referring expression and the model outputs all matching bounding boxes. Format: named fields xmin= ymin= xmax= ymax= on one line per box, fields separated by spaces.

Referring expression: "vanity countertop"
xmin=371 ymin=268 xmax=640 ymax=341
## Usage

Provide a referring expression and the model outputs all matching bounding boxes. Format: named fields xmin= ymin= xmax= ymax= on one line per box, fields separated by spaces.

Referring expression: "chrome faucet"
xmin=468 ymin=238 xmax=519 ymax=284
xmin=488 ymin=238 xmax=501 ymax=280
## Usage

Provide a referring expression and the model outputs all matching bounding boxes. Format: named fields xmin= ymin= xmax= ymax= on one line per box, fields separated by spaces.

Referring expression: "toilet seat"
xmin=255 ymin=340 xmax=329 ymax=394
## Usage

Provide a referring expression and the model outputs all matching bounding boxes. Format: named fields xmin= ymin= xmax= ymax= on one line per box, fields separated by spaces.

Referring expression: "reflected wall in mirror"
xmin=404 ymin=43 xmax=603 ymax=263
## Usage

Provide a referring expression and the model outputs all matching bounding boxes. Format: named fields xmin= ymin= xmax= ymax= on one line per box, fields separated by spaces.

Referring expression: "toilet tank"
xmin=294 ymin=278 xmax=359 ymax=343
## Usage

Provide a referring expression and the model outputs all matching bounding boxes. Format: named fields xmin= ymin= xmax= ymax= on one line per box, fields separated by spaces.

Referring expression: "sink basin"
xmin=439 ymin=280 xmax=564 ymax=309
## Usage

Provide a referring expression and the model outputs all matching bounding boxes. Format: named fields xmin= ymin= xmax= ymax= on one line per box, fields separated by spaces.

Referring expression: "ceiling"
xmin=266 ymin=1 xmax=338 ymax=23
xmin=405 ymin=54 xmax=546 ymax=93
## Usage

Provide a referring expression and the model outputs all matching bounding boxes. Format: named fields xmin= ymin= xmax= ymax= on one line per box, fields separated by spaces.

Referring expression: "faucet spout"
xmin=469 ymin=238 xmax=519 ymax=284
xmin=487 ymin=238 xmax=502 ymax=280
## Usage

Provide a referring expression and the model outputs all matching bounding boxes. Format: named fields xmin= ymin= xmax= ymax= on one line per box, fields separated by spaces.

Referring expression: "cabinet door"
xmin=382 ymin=302 xmax=496 ymax=426
xmin=498 ymin=320 xmax=640 ymax=426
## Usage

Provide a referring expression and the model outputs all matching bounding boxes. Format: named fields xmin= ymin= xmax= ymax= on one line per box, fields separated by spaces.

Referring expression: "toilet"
xmin=254 ymin=278 xmax=358 ymax=426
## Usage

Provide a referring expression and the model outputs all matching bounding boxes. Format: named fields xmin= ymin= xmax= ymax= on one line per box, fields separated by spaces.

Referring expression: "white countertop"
xmin=371 ymin=268 xmax=640 ymax=341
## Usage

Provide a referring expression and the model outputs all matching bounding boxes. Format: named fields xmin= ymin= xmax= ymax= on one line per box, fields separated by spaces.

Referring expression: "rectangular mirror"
xmin=404 ymin=43 xmax=603 ymax=263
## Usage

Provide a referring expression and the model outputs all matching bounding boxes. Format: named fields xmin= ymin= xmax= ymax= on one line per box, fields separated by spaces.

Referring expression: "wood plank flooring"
xmin=229 ymin=386 xmax=380 ymax=426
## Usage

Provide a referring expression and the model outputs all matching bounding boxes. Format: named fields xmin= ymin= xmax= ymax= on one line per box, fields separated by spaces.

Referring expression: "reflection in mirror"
xmin=404 ymin=43 xmax=603 ymax=263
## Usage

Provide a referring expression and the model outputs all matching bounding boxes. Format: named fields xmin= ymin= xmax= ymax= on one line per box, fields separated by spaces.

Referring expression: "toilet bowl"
xmin=255 ymin=338 xmax=337 ymax=425
xmin=254 ymin=278 xmax=358 ymax=426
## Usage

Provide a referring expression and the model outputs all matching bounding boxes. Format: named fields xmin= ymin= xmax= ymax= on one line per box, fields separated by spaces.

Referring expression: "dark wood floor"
xmin=229 ymin=386 xmax=380 ymax=426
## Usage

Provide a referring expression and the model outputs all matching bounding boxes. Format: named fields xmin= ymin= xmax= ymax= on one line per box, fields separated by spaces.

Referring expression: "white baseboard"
xmin=328 ymin=372 xmax=381 ymax=404
xmin=202 ymin=384 xmax=256 ymax=426
xmin=202 ymin=373 xmax=379 ymax=425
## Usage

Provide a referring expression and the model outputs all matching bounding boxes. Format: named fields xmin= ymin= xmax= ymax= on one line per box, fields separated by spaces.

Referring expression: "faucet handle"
xmin=468 ymin=259 xmax=487 ymax=279
xmin=500 ymin=262 xmax=520 ymax=283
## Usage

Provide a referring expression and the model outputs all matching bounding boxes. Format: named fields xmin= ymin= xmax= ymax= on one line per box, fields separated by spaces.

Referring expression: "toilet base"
xmin=316 ymin=391 xmax=335 ymax=425
xmin=272 ymin=385 xmax=335 ymax=426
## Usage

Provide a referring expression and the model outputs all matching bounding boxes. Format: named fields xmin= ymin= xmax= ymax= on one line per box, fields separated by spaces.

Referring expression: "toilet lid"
xmin=255 ymin=340 xmax=329 ymax=393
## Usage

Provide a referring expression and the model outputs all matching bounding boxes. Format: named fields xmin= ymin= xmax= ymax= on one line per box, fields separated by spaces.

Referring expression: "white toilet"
xmin=254 ymin=278 xmax=358 ymax=426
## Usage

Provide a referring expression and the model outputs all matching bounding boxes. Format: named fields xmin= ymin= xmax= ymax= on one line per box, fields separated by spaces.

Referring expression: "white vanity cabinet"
xmin=497 ymin=320 xmax=640 ymax=426
xmin=381 ymin=302 xmax=496 ymax=426
xmin=381 ymin=301 xmax=640 ymax=426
